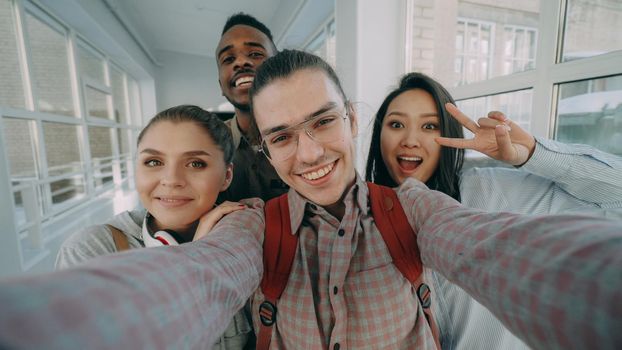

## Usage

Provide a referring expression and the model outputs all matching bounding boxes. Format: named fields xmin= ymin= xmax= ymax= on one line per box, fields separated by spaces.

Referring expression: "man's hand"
xmin=436 ymin=103 xmax=536 ymax=166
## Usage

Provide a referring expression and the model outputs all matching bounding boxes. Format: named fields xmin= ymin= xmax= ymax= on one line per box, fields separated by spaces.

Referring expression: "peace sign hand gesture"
xmin=436 ymin=103 xmax=536 ymax=166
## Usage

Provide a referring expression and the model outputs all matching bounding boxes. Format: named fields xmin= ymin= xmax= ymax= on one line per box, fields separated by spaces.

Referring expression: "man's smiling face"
xmin=215 ymin=25 xmax=275 ymax=112
xmin=253 ymin=68 xmax=358 ymax=212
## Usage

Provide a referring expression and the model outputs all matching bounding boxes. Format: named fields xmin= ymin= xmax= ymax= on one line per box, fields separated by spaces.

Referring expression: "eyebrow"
xmin=216 ymin=42 xmax=267 ymax=60
xmin=139 ymin=149 xmax=212 ymax=157
xmin=386 ymin=111 xmax=439 ymax=118
xmin=260 ymin=101 xmax=340 ymax=136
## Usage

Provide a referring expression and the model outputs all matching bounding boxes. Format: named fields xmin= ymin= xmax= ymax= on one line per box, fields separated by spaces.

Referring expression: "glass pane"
xmin=88 ymin=126 xmax=114 ymax=161
xmin=326 ymin=20 xmax=336 ymax=67
xmin=85 ymin=86 xmax=109 ymax=119
xmin=306 ymin=30 xmax=327 ymax=58
xmin=117 ymin=128 xmax=130 ymax=155
xmin=555 ymin=75 xmax=622 ymax=155
xmin=457 ymin=89 xmax=533 ymax=167
xmin=0 ymin=0 xmax=26 ymax=109
xmin=92 ymin=164 xmax=114 ymax=189
xmin=111 ymin=68 xmax=128 ymax=124
xmin=25 ymin=12 xmax=75 ymax=117
xmin=408 ymin=0 xmax=540 ymax=87
xmin=2 ymin=118 xmax=38 ymax=184
xmin=127 ymin=77 xmax=142 ymax=126
xmin=50 ymin=176 xmax=86 ymax=206
xmin=77 ymin=44 xmax=105 ymax=84
xmin=120 ymin=159 xmax=128 ymax=179
xmin=562 ymin=0 xmax=622 ymax=62
xmin=42 ymin=122 xmax=82 ymax=176
xmin=13 ymin=191 xmax=24 ymax=225
xmin=13 ymin=185 xmax=42 ymax=228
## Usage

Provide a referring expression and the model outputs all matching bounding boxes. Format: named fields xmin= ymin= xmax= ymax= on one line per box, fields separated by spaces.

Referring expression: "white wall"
xmin=335 ymin=0 xmax=407 ymax=172
xmin=154 ymin=50 xmax=226 ymax=112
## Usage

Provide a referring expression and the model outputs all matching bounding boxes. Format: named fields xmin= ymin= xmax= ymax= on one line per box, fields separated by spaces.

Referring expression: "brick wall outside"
xmin=0 ymin=1 xmax=26 ymax=109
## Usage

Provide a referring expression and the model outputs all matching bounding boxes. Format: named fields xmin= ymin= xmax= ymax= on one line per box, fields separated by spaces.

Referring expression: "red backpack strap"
xmin=367 ymin=182 xmax=441 ymax=349
xmin=257 ymin=193 xmax=298 ymax=350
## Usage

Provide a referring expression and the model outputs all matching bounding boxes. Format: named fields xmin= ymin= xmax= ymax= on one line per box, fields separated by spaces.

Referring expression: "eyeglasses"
xmin=259 ymin=105 xmax=349 ymax=161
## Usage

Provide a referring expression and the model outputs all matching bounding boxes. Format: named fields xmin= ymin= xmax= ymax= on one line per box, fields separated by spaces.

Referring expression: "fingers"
xmin=478 ymin=117 xmax=511 ymax=131
xmin=445 ymin=103 xmax=480 ymax=133
xmin=494 ymin=124 xmax=515 ymax=162
xmin=435 ymin=136 xmax=474 ymax=150
xmin=487 ymin=111 xmax=508 ymax=122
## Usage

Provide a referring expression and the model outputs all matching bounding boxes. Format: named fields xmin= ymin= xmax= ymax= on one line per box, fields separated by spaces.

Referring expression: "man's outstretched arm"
xmin=399 ymin=179 xmax=622 ymax=350
xmin=0 ymin=199 xmax=265 ymax=349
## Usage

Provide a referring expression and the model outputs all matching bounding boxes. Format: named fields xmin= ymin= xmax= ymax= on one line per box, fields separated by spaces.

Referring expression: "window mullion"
xmin=530 ymin=0 xmax=562 ymax=138
xmin=13 ymin=0 xmax=35 ymax=111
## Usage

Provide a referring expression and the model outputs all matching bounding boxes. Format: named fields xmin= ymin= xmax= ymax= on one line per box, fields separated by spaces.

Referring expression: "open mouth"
xmin=234 ymin=75 xmax=254 ymax=88
xmin=397 ymin=156 xmax=422 ymax=171
xmin=300 ymin=161 xmax=336 ymax=181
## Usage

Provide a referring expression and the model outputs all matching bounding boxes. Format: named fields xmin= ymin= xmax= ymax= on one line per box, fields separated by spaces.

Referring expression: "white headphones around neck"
xmin=141 ymin=214 xmax=180 ymax=247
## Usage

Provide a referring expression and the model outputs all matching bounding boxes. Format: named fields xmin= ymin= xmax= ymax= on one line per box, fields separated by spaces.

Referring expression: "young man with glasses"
xmin=0 ymin=51 xmax=621 ymax=350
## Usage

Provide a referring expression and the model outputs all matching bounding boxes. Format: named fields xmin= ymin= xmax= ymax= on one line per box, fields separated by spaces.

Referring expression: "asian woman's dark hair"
xmin=365 ymin=73 xmax=464 ymax=200
xmin=137 ymin=105 xmax=234 ymax=164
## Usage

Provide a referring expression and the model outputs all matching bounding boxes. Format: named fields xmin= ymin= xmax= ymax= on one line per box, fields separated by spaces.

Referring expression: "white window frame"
xmin=0 ymin=0 xmax=144 ymax=272
xmin=404 ymin=0 xmax=622 ymax=139
xmin=303 ymin=15 xmax=336 ymax=67
xmin=455 ymin=17 xmax=496 ymax=85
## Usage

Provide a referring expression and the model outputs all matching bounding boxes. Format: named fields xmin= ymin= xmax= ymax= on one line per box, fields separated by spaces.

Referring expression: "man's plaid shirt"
xmin=0 ymin=177 xmax=620 ymax=349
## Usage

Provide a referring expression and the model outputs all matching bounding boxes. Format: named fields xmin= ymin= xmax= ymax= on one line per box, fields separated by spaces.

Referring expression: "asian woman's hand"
xmin=436 ymin=103 xmax=536 ymax=166
xmin=193 ymin=201 xmax=246 ymax=241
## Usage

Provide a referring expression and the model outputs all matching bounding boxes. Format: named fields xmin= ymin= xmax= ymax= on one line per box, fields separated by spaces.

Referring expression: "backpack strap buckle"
xmin=417 ymin=283 xmax=432 ymax=309
xmin=259 ymin=300 xmax=277 ymax=326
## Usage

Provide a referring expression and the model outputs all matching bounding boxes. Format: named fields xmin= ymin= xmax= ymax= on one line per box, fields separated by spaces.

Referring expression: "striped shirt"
xmin=0 ymin=176 xmax=621 ymax=349
xmin=440 ymin=138 xmax=622 ymax=350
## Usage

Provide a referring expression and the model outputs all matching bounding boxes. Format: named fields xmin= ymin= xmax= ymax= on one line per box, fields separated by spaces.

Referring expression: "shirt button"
xmin=333 ymin=286 xmax=338 ymax=295
xmin=334 ymin=343 xmax=340 ymax=350
xmin=338 ymin=229 xmax=345 ymax=237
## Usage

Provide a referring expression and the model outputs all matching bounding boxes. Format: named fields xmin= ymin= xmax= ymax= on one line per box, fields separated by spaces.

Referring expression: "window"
xmin=407 ymin=0 xmax=540 ymax=87
xmin=561 ymin=0 xmax=622 ymax=62
xmin=0 ymin=0 xmax=26 ymax=109
xmin=77 ymin=44 xmax=105 ymax=83
xmin=42 ymin=122 xmax=82 ymax=176
xmin=110 ymin=67 xmax=128 ymax=124
xmin=455 ymin=19 xmax=494 ymax=85
xmin=0 ymin=0 xmax=145 ymax=271
xmin=304 ymin=18 xmax=336 ymax=67
xmin=555 ymin=75 xmax=622 ymax=155
xmin=25 ymin=11 xmax=75 ymax=117
xmin=88 ymin=126 xmax=114 ymax=189
xmin=503 ymin=25 xmax=537 ymax=75
xmin=406 ymin=0 xmax=622 ymax=155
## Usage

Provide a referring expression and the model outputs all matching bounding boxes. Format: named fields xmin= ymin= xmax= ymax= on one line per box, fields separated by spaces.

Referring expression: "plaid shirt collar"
xmin=285 ymin=172 xmax=370 ymax=235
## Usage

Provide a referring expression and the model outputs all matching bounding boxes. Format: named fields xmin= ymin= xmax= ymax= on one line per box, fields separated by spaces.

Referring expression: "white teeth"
xmin=159 ymin=197 xmax=188 ymax=202
xmin=235 ymin=76 xmax=254 ymax=87
xmin=398 ymin=156 xmax=422 ymax=162
xmin=301 ymin=162 xmax=334 ymax=181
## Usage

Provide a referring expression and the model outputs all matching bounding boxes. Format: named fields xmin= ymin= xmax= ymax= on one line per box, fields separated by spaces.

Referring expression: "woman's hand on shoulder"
xmin=193 ymin=201 xmax=246 ymax=242
xmin=436 ymin=103 xmax=536 ymax=166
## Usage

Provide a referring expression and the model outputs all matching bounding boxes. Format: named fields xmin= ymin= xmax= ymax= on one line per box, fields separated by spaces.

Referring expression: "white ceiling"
xmin=111 ymin=0 xmax=335 ymax=58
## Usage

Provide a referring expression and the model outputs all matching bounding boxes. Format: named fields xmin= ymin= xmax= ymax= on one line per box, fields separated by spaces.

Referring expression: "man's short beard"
xmin=225 ymin=96 xmax=250 ymax=113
